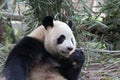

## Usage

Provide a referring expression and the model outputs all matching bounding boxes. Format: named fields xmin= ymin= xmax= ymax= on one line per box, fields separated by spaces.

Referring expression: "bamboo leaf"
xmin=95 ymin=21 xmax=108 ymax=28
xmin=0 ymin=0 xmax=7 ymax=10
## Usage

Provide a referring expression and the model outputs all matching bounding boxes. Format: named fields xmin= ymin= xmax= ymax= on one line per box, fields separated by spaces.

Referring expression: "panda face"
xmin=44 ymin=21 xmax=76 ymax=57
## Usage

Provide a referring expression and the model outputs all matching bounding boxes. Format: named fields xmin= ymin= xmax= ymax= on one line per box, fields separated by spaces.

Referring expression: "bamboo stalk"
xmin=79 ymin=48 xmax=120 ymax=53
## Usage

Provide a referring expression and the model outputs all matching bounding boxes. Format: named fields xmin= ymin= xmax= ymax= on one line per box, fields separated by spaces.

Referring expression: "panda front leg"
xmin=3 ymin=57 xmax=31 ymax=80
xmin=60 ymin=49 xmax=85 ymax=80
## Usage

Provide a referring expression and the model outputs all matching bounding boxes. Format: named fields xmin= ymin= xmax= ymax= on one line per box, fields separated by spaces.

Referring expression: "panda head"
xmin=42 ymin=16 xmax=76 ymax=58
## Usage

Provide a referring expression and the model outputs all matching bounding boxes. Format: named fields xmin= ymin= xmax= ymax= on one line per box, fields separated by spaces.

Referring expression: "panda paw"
xmin=69 ymin=49 xmax=85 ymax=68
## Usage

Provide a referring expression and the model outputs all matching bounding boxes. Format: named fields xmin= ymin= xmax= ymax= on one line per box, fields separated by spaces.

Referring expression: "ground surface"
xmin=81 ymin=62 xmax=120 ymax=80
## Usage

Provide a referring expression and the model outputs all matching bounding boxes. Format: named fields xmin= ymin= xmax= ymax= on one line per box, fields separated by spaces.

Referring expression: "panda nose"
xmin=67 ymin=47 xmax=73 ymax=51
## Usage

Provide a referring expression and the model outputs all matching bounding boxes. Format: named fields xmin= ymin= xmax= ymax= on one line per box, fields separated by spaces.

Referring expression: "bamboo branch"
xmin=79 ymin=48 xmax=120 ymax=53
xmin=1 ymin=12 xmax=23 ymax=21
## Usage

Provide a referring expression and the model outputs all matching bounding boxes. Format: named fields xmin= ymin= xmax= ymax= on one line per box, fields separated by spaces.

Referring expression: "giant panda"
xmin=3 ymin=16 xmax=85 ymax=80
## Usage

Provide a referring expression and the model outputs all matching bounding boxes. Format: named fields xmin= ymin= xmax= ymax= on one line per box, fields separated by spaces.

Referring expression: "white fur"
xmin=28 ymin=20 xmax=76 ymax=58
xmin=28 ymin=25 xmax=45 ymax=42
xmin=44 ymin=21 xmax=76 ymax=58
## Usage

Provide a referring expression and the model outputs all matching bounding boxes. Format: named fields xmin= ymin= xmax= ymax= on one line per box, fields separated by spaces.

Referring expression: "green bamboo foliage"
xmin=23 ymin=0 xmax=74 ymax=34
xmin=100 ymin=0 xmax=120 ymax=49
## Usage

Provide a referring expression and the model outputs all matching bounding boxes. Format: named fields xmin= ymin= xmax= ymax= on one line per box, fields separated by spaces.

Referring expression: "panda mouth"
xmin=61 ymin=51 xmax=69 ymax=54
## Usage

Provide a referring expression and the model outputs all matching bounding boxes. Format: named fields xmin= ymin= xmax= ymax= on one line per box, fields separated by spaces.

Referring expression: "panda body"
xmin=3 ymin=16 xmax=85 ymax=80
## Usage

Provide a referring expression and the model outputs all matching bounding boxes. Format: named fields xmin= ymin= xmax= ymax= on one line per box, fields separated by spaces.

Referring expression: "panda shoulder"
xmin=27 ymin=25 xmax=45 ymax=42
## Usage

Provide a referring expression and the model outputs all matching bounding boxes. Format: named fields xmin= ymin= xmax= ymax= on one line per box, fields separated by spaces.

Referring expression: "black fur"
xmin=3 ymin=37 xmax=46 ymax=80
xmin=3 ymin=37 xmax=85 ymax=80
xmin=42 ymin=16 xmax=54 ymax=29
xmin=59 ymin=49 xmax=85 ymax=80
xmin=57 ymin=35 xmax=65 ymax=44
xmin=68 ymin=21 xmax=73 ymax=29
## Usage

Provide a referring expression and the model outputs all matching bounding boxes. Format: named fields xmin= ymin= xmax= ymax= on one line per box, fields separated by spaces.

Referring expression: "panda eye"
xmin=71 ymin=38 xmax=74 ymax=44
xmin=57 ymin=35 xmax=65 ymax=44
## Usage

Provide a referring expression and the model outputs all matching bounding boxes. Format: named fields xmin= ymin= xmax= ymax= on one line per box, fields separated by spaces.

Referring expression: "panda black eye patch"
xmin=57 ymin=35 xmax=65 ymax=44
xmin=71 ymin=38 xmax=74 ymax=45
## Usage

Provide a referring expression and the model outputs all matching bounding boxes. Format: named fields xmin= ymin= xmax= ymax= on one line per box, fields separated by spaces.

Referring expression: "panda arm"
xmin=4 ymin=56 xmax=31 ymax=80
xmin=60 ymin=49 xmax=85 ymax=80
xmin=3 ymin=37 xmax=44 ymax=80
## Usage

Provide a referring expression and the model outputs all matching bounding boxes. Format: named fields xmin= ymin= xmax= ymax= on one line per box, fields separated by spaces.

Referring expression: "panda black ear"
xmin=42 ymin=16 xmax=54 ymax=29
xmin=68 ymin=21 xmax=73 ymax=29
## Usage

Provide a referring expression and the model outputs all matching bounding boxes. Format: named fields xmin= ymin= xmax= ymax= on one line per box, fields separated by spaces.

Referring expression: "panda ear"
xmin=68 ymin=21 xmax=73 ymax=29
xmin=42 ymin=16 xmax=54 ymax=29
